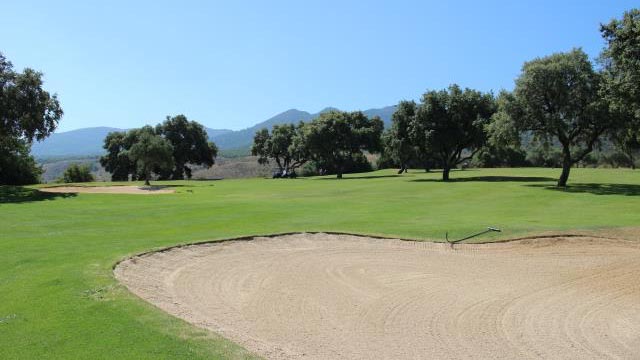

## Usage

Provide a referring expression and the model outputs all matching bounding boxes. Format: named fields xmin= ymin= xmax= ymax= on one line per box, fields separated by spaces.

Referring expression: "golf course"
xmin=1 ymin=167 xmax=639 ymax=359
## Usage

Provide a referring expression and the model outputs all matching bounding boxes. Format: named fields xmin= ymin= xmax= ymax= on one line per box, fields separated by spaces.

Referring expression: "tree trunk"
xmin=442 ymin=165 xmax=451 ymax=181
xmin=557 ymin=147 xmax=572 ymax=187
xmin=336 ymin=172 xmax=342 ymax=179
xmin=144 ymin=176 xmax=150 ymax=186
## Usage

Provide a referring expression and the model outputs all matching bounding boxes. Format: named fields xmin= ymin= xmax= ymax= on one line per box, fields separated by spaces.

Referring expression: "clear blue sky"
xmin=2 ymin=1 xmax=636 ymax=132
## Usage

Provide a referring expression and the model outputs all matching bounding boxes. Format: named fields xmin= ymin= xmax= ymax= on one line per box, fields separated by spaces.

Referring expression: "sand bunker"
xmin=40 ymin=186 xmax=174 ymax=194
xmin=115 ymin=233 xmax=640 ymax=359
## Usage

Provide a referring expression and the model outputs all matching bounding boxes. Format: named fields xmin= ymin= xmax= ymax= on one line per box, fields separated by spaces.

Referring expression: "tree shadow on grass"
xmin=526 ymin=183 xmax=640 ymax=196
xmin=315 ymin=174 xmax=405 ymax=180
xmin=0 ymin=186 xmax=77 ymax=204
xmin=411 ymin=176 xmax=556 ymax=183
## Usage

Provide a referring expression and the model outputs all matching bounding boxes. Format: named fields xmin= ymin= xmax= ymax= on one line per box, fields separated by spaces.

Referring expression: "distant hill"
xmin=205 ymin=128 xmax=234 ymax=138
xmin=31 ymin=126 xmax=234 ymax=158
xmin=31 ymin=127 xmax=124 ymax=158
xmin=208 ymin=109 xmax=315 ymax=150
xmin=209 ymin=106 xmax=396 ymax=151
xmin=32 ymin=106 xmax=397 ymax=158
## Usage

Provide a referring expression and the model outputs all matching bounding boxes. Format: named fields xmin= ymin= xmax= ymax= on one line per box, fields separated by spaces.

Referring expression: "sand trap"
xmin=40 ymin=185 xmax=174 ymax=194
xmin=115 ymin=233 xmax=640 ymax=359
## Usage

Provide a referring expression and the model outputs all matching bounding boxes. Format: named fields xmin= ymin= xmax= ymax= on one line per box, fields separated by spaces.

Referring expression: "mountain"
xmin=31 ymin=126 xmax=234 ymax=158
xmin=31 ymin=127 xmax=124 ymax=158
xmin=31 ymin=106 xmax=397 ymax=158
xmin=208 ymin=109 xmax=315 ymax=150
xmin=205 ymin=128 xmax=233 ymax=138
xmin=209 ymin=105 xmax=396 ymax=151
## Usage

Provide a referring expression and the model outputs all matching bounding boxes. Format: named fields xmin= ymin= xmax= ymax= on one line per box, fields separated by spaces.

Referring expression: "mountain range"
xmin=31 ymin=106 xmax=396 ymax=158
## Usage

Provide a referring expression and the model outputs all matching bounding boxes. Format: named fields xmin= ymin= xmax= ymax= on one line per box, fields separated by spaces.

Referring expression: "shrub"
xmin=60 ymin=163 xmax=95 ymax=183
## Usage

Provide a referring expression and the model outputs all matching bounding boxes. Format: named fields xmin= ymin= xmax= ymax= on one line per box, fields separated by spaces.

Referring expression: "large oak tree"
xmin=601 ymin=9 xmax=640 ymax=167
xmin=382 ymin=101 xmax=418 ymax=173
xmin=0 ymin=52 xmax=63 ymax=185
xmin=410 ymin=85 xmax=496 ymax=181
xmin=129 ymin=127 xmax=174 ymax=186
xmin=156 ymin=115 xmax=217 ymax=179
xmin=506 ymin=49 xmax=614 ymax=186
xmin=304 ymin=111 xmax=383 ymax=178
xmin=101 ymin=117 xmax=217 ymax=181
xmin=601 ymin=9 xmax=640 ymax=119
xmin=251 ymin=122 xmax=308 ymax=175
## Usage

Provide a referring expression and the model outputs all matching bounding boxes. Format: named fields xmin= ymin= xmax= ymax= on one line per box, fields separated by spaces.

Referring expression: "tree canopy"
xmin=100 ymin=116 xmax=217 ymax=181
xmin=304 ymin=111 xmax=383 ymax=178
xmin=502 ymin=49 xmax=614 ymax=186
xmin=0 ymin=136 xmax=43 ymax=185
xmin=251 ymin=122 xmax=308 ymax=175
xmin=409 ymin=85 xmax=496 ymax=181
xmin=156 ymin=115 xmax=217 ymax=179
xmin=382 ymin=101 xmax=418 ymax=173
xmin=129 ymin=128 xmax=174 ymax=186
xmin=0 ymin=52 xmax=63 ymax=185
xmin=600 ymin=9 xmax=640 ymax=119
xmin=100 ymin=130 xmax=139 ymax=181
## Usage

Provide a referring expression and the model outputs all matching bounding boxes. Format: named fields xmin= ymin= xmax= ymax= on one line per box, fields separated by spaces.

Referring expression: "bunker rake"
xmin=446 ymin=227 xmax=502 ymax=247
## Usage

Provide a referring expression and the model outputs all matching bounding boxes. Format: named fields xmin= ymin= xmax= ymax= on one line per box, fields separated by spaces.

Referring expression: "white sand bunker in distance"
xmin=115 ymin=233 xmax=640 ymax=359
xmin=40 ymin=185 xmax=174 ymax=194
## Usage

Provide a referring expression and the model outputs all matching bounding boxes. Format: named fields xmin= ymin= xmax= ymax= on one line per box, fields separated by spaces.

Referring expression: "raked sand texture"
xmin=115 ymin=233 xmax=640 ymax=360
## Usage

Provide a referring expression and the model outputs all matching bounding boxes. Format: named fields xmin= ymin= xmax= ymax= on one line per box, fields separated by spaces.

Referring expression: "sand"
xmin=40 ymin=185 xmax=174 ymax=194
xmin=114 ymin=233 xmax=640 ymax=359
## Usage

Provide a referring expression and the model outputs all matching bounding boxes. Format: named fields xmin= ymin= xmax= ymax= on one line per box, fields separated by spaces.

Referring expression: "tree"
xmin=505 ymin=49 xmax=614 ymax=186
xmin=100 ymin=131 xmax=138 ymax=181
xmin=251 ymin=122 xmax=308 ymax=175
xmin=156 ymin=115 xmax=217 ymax=179
xmin=611 ymin=126 xmax=640 ymax=169
xmin=0 ymin=136 xmax=42 ymax=185
xmin=0 ymin=52 xmax=63 ymax=185
xmin=600 ymin=9 xmax=640 ymax=170
xmin=600 ymin=9 xmax=640 ymax=119
xmin=410 ymin=85 xmax=496 ymax=181
xmin=304 ymin=111 xmax=383 ymax=178
xmin=383 ymin=101 xmax=418 ymax=173
xmin=479 ymin=91 xmax=529 ymax=167
xmin=129 ymin=129 xmax=174 ymax=186
xmin=101 ymin=117 xmax=216 ymax=181
xmin=60 ymin=163 xmax=94 ymax=183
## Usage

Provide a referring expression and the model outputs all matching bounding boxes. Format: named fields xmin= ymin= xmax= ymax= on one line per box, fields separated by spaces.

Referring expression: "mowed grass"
xmin=1 ymin=167 xmax=639 ymax=359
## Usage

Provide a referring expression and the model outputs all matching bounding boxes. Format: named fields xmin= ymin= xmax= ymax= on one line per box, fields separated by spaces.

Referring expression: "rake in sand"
xmin=445 ymin=227 xmax=502 ymax=246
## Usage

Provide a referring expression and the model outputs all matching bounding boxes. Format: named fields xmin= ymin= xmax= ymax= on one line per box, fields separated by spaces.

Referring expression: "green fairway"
xmin=1 ymin=168 xmax=639 ymax=359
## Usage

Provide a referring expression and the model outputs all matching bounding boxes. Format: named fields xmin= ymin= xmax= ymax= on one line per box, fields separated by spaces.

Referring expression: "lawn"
xmin=1 ymin=167 xmax=639 ymax=359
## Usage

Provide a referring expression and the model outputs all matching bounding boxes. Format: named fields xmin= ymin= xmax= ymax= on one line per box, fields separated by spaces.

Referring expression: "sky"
xmin=2 ymin=1 xmax=637 ymax=132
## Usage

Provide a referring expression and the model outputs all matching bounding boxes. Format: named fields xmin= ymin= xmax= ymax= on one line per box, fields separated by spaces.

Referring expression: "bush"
xmin=60 ymin=163 xmax=95 ymax=183
xmin=526 ymin=146 xmax=563 ymax=167
xmin=472 ymin=145 xmax=528 ymax=167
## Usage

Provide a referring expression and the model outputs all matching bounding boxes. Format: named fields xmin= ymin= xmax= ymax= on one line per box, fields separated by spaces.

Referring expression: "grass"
xmin=1 ymin=167 xmax=639 ymax=359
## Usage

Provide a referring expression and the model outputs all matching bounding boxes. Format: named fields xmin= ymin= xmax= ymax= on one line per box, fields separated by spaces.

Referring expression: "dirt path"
xmin=115 ymin=233 xmax=640 ymax=359
xmin=40 ymin=186 xmax=174 ymax=194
